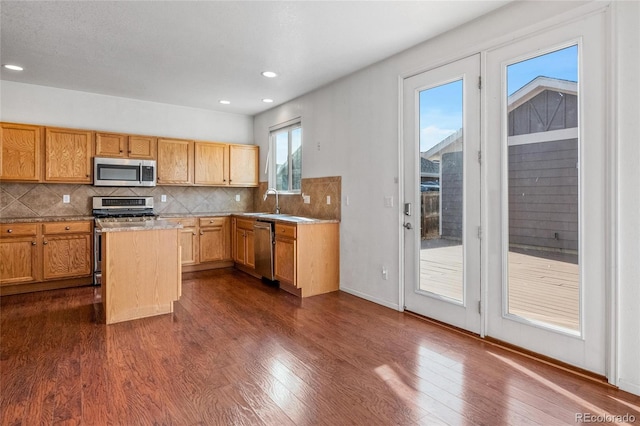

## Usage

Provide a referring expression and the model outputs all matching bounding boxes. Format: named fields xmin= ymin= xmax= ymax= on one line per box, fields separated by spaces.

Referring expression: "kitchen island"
xmin=99 ymin=220 xmax=182 ymax=324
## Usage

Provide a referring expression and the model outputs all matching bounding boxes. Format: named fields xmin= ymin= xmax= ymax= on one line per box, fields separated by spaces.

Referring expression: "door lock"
xmin=403 ymin=223 xmax=413 ymax=230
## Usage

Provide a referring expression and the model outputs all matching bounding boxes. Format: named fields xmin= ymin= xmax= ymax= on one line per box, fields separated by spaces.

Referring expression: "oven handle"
xmin=94 ymin=228 xmax=102 ymax=273
xmin=139 ymin=163 xmax=143 ymax=184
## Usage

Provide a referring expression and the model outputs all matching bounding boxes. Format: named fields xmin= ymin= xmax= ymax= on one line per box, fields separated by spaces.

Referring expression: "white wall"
xmin=614 ymin=0 xmax=640 ymax=396
xmin=0 ymin=81 xmax=253 ymax=144
xmin=254 ymin=0 xmax=640 ymax=395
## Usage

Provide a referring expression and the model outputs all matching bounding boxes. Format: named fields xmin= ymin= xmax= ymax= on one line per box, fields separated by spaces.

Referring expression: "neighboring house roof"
xmin=421 ymin=158 xmax=439 ymax=175
xmin=508 ymin=76 xmax=577 ymax=112
xmin=421 ymin=128 xmax=463 ymax=161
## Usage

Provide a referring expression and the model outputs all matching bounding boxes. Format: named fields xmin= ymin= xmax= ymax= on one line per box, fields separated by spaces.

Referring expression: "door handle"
xmin=403 ymin=223 xmax=413 ymax=230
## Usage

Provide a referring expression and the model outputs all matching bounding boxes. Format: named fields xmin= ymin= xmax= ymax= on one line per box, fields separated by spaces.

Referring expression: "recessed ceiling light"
xmin=219 ymin=100 xmax=231 ymax=105
xmin=262 ymin=98 xmax=274 ymax=103
xmin=3 ymin=64 xmax=23 ymax=71
xmin=261 ymin=71 xmax=277 ymax=78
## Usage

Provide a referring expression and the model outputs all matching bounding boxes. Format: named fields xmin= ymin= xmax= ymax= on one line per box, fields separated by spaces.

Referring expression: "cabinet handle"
xmin=32 ymin=241 xmax=37 ymax=246
xmin=6 ymin=229 xmax=12 ymax=233
xmin=65 ymin=226 xmax=70 ymax=230
xmin=43 ymin=241 xmax=48 ymax=245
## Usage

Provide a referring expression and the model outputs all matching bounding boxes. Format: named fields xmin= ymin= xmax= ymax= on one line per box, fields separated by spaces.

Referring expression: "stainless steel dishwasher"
xmin=254 ymin=220 xmax=275 ymax=281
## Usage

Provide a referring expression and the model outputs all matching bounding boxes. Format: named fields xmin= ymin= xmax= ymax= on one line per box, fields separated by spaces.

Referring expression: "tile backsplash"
xmin=253 ymin=176 xmax=341 ymax=221
xmin=0 ymin=183 xmax=254 ymax=218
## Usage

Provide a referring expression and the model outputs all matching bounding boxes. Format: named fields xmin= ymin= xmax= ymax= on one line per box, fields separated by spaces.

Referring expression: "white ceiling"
xmin=0 ymin=1 xmax=510 ymax=116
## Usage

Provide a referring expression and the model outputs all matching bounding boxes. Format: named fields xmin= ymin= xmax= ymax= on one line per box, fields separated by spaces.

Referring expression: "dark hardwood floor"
xmin=1 ymin=268 xmax=639 ymax=425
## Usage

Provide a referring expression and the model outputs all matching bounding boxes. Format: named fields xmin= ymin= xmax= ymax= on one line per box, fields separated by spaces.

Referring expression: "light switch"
xmin=161 ymin=194 xmax=167 ymax=202
xmin=326 ymin=195 xmax=331 ymax=205
xmin=235 ymin=194 xmax=241 ymax=202
xmin=63 ymin=194 xmax=70 ymax=204
xmin=303 ymin=195 xmax=311 ymax=204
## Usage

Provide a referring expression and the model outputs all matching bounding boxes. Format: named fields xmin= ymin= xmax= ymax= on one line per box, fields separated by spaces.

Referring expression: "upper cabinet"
xmin=96 ymin=132 xmax=156 ymax=160
xmin=45 ymin=127 xmax=93 ymax=183
xmin=157 ymin=137 xmax=193 ymax=185
xmin=194 ymin=142 xmax=228 ymax=185
xmin=229 ymin=144 xmax=259 ymax=187
xmin=0 ymin=122 xmax=43 ymax=182
xmin=193 ymin=142 xmax=258 ymax=187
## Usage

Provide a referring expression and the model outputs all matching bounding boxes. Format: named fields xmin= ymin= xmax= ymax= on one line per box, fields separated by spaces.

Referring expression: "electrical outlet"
xmin=382 ymin=266 xmax=388 ymax=280
xmin=345 ymin=195 xmax=350 ymax=206
xmin=161 ymin=194 xmax=167 ymax=202
xmin=235 ymin=194 xmax=241 ymax=202
xmin=326 ymin=195 xmax=331 ymax=205
xmin=303 ymin=195 xmax=311 ymax=204
xmin=63 ymin=194 xmax=70 ymax=204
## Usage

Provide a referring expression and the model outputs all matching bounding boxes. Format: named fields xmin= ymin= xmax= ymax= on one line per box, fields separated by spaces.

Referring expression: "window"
xmin=269 ymin=120 xmax=302 ymax=192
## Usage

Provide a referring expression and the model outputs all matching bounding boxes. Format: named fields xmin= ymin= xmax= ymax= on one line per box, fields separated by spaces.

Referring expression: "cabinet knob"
xmin=32 ymin=241 xmax=37 ymax=246
xmin=65 ymin=226 xmax=70 ymax=230
xmin=223 ymin=179 xmax=226 ymax=182
xmin=43 ymin=241 xmax=48 ymax=245
xmin=210 ymin=220 xmax=214 ymax=223
xmin=86 ymin=174 xmax=90 ymax=177
xmin=119 ymin=150 xmax=123 ymax=153
xmin=6 ymin=229 xmax=12 ymax=233
xmin=192 ymin=232 xmax=196 ymax=235
xmin=200 ymin=231 xmax=204 ymax=235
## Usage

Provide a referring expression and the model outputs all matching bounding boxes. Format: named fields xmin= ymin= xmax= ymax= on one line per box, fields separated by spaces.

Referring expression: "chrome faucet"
xmin=263 ymin=188 xmax=280 ymax=214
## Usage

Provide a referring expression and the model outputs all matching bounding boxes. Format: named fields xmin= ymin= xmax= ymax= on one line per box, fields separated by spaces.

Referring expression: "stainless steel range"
xmin=93 ymin=196 xmax=156 ymax=285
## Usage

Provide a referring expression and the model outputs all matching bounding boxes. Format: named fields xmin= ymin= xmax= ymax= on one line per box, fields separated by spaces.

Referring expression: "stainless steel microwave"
xmin=93 ymin=157 xmax=157 ymax=187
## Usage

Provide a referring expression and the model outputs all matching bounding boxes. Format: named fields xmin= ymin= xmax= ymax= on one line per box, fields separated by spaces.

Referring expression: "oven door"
xmin=94 ymin=227 xmax=102 ymax=285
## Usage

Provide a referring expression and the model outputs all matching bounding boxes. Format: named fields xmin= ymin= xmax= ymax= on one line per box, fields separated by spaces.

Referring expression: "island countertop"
xmin=97 ymin=219 xmax=183 ymax=232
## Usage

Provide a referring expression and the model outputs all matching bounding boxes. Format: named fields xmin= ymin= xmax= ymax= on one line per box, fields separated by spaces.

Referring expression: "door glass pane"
xmin=274 ymin=132 xmax=289 ymax=191
xmin=506 ymin=45 xmax=580 ymax=332
xmin=418 ymin=80 xmax=463 ymax=302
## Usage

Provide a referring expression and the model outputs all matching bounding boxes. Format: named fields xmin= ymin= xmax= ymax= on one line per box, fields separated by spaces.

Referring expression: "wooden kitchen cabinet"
xmin=163 ymin=218 xmax=198 ymax=265
xmin=157 ymin=137 xmax=193 ymax=185
xmin=194 ymin=142 xmax=228 ymax=185
xmin=42 ymin=221 xmax=92 ymax=280
xmin=199 ymin=217 xmax=231 ymax=263
xmin=194 ymin=142 xmax=258 ymax=187
xmin=45 ymin=127 xmax=94 ymax=183
xmin=232 ymin=218 xmax=255 ymax=269
xmin=96 ymin=132 xmax=157 ymax=160
xmin=0 ymin=220 xmax=93 ymax=295
xmin=0 ymin=122 xmax=44 ymax=182
xmin=0 ymin=223 xmax=39 ymax=285
xmin=229 ymin=144 xmax=259 ymax=186
xmin=273 ymin=222 xmax=340 ymax=298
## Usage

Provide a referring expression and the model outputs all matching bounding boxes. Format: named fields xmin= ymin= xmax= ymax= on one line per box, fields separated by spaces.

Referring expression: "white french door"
xmin=483 ymin=12 xmax=607 ymax=374
xmin=402 ymin=54 xmax=481 ymax=334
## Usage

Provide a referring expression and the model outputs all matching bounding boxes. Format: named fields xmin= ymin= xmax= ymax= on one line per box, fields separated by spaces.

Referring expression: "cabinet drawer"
xmin=163 ymin=217 xmax=197 ymax=228
xmin=43 ymin=221 xmax=92 ymax=235
xmin=199 ymin=217 xmax=226 ymax=228
xmin=235 ymin=218 xmax=255 ymax=231
xmin=1 ymin=223 xmax=38 ymax=237
xmin=275 ymin=224 xmax=296 ymax=239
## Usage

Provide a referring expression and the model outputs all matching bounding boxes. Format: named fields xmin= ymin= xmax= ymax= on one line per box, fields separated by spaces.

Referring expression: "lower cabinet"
xmin=274 ymin=222 xmax=340 ymax=298
xmin=162 ymin=216 xmax=231 ymax=271
xmin=232 ymin=218 xmax=255 ymax=270
xmin=0 ymin=220 xmax=93 ymax=295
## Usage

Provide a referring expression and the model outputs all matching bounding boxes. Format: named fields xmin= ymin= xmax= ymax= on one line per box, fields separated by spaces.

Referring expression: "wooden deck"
xmin=420 ymin=244 xmax=580 ymax=330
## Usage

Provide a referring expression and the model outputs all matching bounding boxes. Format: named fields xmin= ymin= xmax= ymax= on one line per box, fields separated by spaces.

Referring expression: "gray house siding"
xmin=441 ymin=151 xmax=463 ymax=240
xmin=508 ymin=138 xmax=578 ymax=251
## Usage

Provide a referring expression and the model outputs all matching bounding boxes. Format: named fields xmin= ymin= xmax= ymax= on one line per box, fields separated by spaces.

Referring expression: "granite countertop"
xmin=98 ymin=220 xmax=183 ymax=232
xmin=158 ymin=212 xmax=244 ymax=219
xmin=232 ymin=212 xmax=340 ymax=224
xmin=0 ymin=216 xmax=95 ymax=224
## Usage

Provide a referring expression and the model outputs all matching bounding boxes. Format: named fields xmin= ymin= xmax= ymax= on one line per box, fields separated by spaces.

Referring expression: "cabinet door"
xmin=45 ymin=128 xmax=93 ymax=183
xmin=275 ymin=237 xmax=296 ymax=286
xmin=179 ymin=227 xmax=198 ymax=265
xmin=0 ymin=123 xmax=43 ymax=181
xmin=42 ymin=234 xmax=91 ymax=280
xmin=128 ymin=136 xmax=156 ymax=159
xmin=95 ymin=132 xmax=127 ymax=158
xmin=157 ymin=138 xmax=193 ymax=185
xmin=234 ymin=229 xmax=246 ymax=264
xmin=0 ymin=237 xmax=39 ymax=285
xmin=229 ymin=145 xmax=258 ymax=186
xmin=194 ymin=142 xmax=228 ymax=185
xmin=245 ymin=230 xmax=255 ymax=269
xmin=199 ymin=218 xmax=231 ymax=262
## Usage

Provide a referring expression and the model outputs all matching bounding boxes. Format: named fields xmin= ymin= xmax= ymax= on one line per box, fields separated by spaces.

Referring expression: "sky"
xmin=419 ymin=45 xmax=578 ymax=152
